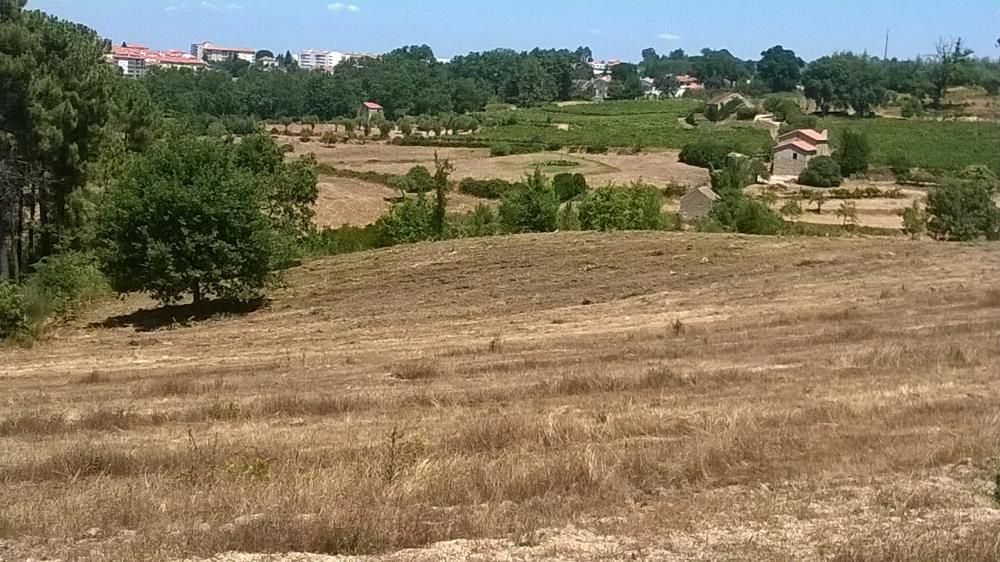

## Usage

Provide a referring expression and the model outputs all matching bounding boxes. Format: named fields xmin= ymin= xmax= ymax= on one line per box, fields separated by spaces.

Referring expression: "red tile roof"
xmin=779 ymin=128 xmax=829 ymax=144
xmin=775 ymin=139 xmax=819 ymax=154
xmin=201 ymin=44 xmax=255 ymax=53
xmin=363 ymin=101 xmax=383 ymax=110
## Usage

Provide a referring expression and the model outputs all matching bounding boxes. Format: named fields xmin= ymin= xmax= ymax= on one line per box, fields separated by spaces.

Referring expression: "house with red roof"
xmin=106 ymin=44 xmax=206 ymax=78
xmin=772 ymin=128 xmax=831 ymax=177
xmin=360 ymin=101 xmax=384 ymax=122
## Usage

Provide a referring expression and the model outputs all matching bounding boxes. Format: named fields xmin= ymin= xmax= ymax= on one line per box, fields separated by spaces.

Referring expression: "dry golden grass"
xmin=1 ymin=232 xmax=1000 ymax=561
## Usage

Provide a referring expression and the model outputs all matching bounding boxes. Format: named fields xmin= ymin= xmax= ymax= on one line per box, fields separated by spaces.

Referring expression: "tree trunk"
xmin=191 ymin=281 xmax=203 ymax=305
xmin=0 ymin=211 xmax=9 ymax=281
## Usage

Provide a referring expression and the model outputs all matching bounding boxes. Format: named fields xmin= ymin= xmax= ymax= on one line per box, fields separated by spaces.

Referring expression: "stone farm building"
xmin=680 ymin=186 xmax=720 ymax=219
xmin=772 ymin=129 xmax=831 ymax=177
xmin=706 ymin=92 xmax=751 ymax=113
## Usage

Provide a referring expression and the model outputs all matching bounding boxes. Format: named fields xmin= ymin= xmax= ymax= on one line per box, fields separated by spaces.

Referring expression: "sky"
xmin=27 ymin=0 xmax=1000 ymax=62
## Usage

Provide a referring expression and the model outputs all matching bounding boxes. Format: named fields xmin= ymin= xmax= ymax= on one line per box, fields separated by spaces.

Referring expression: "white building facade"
xmin=296 ymin=49 xmax=346 ymax=72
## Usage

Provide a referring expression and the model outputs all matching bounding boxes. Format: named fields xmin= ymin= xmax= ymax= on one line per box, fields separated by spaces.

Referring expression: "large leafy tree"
xmin=757 ymin=45 xmax=803 ymax=92
xmin=96 ymin=133 xmax=317 ymax=305
xmin=802 ymin=53 xmax=887 ymax=116
xmin=690 ymin=48 xmax=751 ymax=89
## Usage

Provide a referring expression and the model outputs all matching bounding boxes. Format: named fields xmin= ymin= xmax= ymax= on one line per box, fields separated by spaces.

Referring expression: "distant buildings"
xmin=296 ymin=49 xmax=378 ymax=72
xmin=674 ymin=75 xmax=704 ymax=97
xmin=191 ymin=41 xmax=255 ymax=63
xmin=106 ymin=43 xmax=206 ymax=78
xmin=588 ymin=59 xmax=622 ymax=77
xmin=297 ymin=49 xmax=346 ymax=72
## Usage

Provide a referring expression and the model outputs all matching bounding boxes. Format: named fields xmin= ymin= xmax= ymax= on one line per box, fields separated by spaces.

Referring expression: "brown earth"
xmin=2 ymin=232 xmax=1000 ymax=561
xmin=291 ymin=141 xmax=710 ymax=187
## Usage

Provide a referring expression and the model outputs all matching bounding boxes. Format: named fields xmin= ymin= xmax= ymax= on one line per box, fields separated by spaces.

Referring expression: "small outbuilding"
xmin=706 ymin=92 xmax=751 ymax=113
xmin=680 ymin=186 xmax=720 ymax=219
xmin=360 ymin=101 xmax=384 ymax=122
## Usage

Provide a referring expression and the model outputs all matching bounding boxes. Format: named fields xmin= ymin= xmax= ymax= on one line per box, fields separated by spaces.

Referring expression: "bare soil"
xmin=2 ymin=232 xmax=999 ymax=561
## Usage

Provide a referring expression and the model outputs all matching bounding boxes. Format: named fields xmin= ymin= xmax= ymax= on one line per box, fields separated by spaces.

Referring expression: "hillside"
xmin=3 ymin=232 xmax=1000 ymax=561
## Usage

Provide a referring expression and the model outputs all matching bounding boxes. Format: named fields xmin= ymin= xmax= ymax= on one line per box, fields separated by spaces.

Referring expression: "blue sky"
xmin=28 ymin=0 xmax=1000 ymax=61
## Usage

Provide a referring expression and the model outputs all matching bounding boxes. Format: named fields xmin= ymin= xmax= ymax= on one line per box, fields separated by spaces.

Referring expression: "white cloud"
xmin=164 ymin=3 xmax=189 ymax=11
xmin=201 ymin=1 xmax=242 ymax=11
xmin=328 ymin=2 xmax=360 ymax=12
xmin=657 ymin=33 xmax=680 ymax=41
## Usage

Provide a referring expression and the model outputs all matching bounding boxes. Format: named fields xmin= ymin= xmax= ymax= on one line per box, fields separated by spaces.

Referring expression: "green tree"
xmin=498 ymin=169 xmax=559 ymax=233
xmin=836 ymin=201 xmax=859 ymax=226
xmin=835 ymin=130 xmax=871 ymax=177
xmin=779 ymin=199 xmax=803 ymax=220
xmin=928 ymin=38 xmax=973 ymax=107
xmin=96 ymin=134 xmax=313 ymax=305
xmin=757 ymin=45 xmax=804 ymax=92
xmin=374 ymin=195 xmax=435 ymax=245
xmin=0 ymin=5 xmax=118 ymax=256
xmin=578 ymin=183 xmax=663 ymax=231
xmin=798 ymin=156 xmax=843 ymax=188
xmin=802 ymin=53 xmax=887 ymax=116
xmin=925 ymin=180 xmax=1000 ymax=241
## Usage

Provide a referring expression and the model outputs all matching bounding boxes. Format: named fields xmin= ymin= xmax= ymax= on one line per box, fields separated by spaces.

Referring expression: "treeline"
xmin=143 ymin=45 xmax=594 ymax=124
xmin=141 ymin=40 xmax=1000 ymax=130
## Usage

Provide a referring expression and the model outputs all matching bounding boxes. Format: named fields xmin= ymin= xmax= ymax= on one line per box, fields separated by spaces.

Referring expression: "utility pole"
xmin=884 ymin=29 xmax=890 ymax=61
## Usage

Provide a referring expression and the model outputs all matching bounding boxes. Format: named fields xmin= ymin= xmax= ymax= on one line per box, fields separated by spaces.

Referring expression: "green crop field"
xmin=474 ymin=100 xmax=774 ymax=155
xmin=818 ymin=117 xmax=1000 ymax=171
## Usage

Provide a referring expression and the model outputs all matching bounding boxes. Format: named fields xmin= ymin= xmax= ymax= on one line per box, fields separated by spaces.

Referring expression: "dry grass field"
xmin=2 ymin=232 xmax=1000 ymax=561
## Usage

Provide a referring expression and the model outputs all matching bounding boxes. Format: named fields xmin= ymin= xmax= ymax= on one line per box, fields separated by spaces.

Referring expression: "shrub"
xmin=452 ymin=204 xmax=501 ymax=238
xmin=900 ymin=200 xmax=927 ymax=239
xmin=301 ymin=225 xmax=381 ymax=256
xmin=299 ymin=136 xmax=312 ymax=143
xmin=925 ymin=181 xmax=1000 ymax=241
xmin=684 ymin=111 xmax=698 ymax=127
xmin=585 ymin=144 xmax=609 ymax=154
xmin=578 ymin=183 xmax=664 ymax=231
xmin=900 ymin=95 xmax=925 ymax=118
xmin=270 ymin=127 xmax=280 ymax=135
xmin=23 ymin=251 xmax=108 ymax=317
xmin=557 ymin=202 xmax=581 ymax=231
xmin=709 ymin=192 xmax=784 ymax=235
xmin=679 ymin=140 xmax=736 ymax=170
xmin=279 ymin=143 xmax=294 ymax=154
xmin=374 ymin=195 xmax=436 ymax=245
xmin=489 ymin=142 xmax=513 ymax=157
xmin=320 ymin=130 xmax=338 ymax=145
xmin=780 ymin=199 xmax=803 ymax=219
xmin=736 ymin=105 xmax=758 ymax=120
xmin=404 ymin=166 xmax=434 ymax=193
xmin=552 ymin=173 xmax=588 ymax=203
xmin=458 ymin=178 xmax=514 ymax=199
xmin=835 ymin=130 xmax=871 ymax=177
xmin=498 ymin=170 xmax=559 ymax=233
xmin=798 ymin=156 xmax=843 ymax=187
xmin=0 ymin=282 xmax=29 ymax=341
xmin=957 ymin=165 xmax=999 ymax=191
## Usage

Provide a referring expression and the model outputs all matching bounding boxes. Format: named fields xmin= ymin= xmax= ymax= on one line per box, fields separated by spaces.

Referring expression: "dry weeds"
xmin=1 ymin=232 xmax=999 ymax=561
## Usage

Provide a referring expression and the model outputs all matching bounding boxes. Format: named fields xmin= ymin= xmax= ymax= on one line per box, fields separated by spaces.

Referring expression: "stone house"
xmin=680 ymin=186 xmax=720 ymax=219
xmin=772 ymin=129 xmax=830 ymax=177
xmin=706 ymin=92 xmax=751 ymax=113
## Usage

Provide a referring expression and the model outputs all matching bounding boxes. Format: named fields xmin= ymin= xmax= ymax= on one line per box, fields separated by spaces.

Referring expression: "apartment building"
xmin=106 ymin=43 xmax=206 ymax=78
xmin=191 ymin=41 xmax=255 ymax=63
xmin=296 ymin=49 xmax=346 ymax=72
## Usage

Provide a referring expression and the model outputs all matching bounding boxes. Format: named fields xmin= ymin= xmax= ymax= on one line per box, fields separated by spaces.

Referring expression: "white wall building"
xmin=191 ymin=42 xmax=255 ymax=63
xmin=297 ymin=49 xmax=346 ymax=72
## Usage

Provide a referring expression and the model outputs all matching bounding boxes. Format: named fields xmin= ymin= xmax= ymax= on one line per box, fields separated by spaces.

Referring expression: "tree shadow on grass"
xmin=91 ymin=298 xmax=268 ymax=333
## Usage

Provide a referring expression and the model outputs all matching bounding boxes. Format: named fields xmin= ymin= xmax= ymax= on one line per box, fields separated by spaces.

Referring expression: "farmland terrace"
xmin=2 ymin=232 xmax=1000 ymax=561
